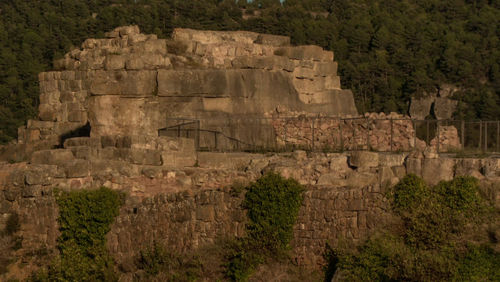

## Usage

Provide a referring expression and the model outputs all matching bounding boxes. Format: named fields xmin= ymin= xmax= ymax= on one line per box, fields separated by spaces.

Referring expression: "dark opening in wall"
xmin=58 ymin=122 xmax=91 ymax=147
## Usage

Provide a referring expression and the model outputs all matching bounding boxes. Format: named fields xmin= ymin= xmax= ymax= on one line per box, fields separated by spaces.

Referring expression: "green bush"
xmin=136 ymin=242 xmax=203 ymax=281
xmin=33 ymin=187 xmax=124 ymax=282
xmin=226 ymin=172 xmax=304 ymax=281
xmin=333 ymin=175 xmax=499 ymax=281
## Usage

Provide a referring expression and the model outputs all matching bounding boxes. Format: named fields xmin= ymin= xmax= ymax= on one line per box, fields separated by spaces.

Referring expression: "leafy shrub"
xmin=243 ymin=172 xmax=304 ymax=254
xmin=226 ymin=172 xmax=304 ymax=281
xmin=33 ymin=187 xmax=124 ymax=281
xmin=136 ymin=242 xmax=203 ymax=281
xmin=333 ymin=175 xmax=499 ymax=281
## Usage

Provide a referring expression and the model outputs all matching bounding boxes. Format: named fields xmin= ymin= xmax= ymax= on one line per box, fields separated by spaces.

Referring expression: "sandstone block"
xmin=280 ymin=45 xmax=333 ymax=61
xmin=379 ymin=153 xmax=406 ymax=167
xmin=255 ymin=34 xmax=290 ymax=46
xmin=30 ymin=149 xmax=75 ymax=165
xmin=317 ymin=173 xmax=347 ymax=186
xmin=434 ymin=97 xmax=458 ymax=120
xmin=22 ymin=185 xmax=41 ymax=198
xmin=69 ymin=146 xmax=95 ymax=160
xmin=89 ymin=96 xmax=161 ymax=137
xmin=379 ymin=166 xmax=398 ymax=187
xmin=313 ymin=61 xmax=338 ymax=75
xmin=483 ymin=159 xmax=500 ymax=178
xmin=104 ymin=55 xmax=126 ymax=70
xmin=24 ymin=165 xmax=58 ymax=185
xmin=422 ymin=158 xmax=455 ymax=185
xmin=40 ymin=80 xmax=58 ymax=93
xmin=328 ymin=155 xmax=350 ymax=174
xmin=38 ymin=104 xmax=58 ymax=121
xmin=39 ymin=91 xmax=60 ymax=104
xmin=90 ymin=70 xmax=157 ymax=96
xmin=455 ymin=158 xmax=483 ymax=177
xmin=409 ymin=97 xmax=433 ymax=120
xmin=65 ymin=160 xmax=90 ymax=178
xmin=346 ymin=172 xmax=378 ymax=188
xmin=349 ymin=151 xmax=379 ymax=169
xmin=406 ymin=158 xmax=422 ymax=176
xmin=391 ymin=166 xmax=406 ymax=179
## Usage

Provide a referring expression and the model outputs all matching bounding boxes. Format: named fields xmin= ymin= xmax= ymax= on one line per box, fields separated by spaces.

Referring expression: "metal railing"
xmin=159 ymin=117 xmax=500 ymax=154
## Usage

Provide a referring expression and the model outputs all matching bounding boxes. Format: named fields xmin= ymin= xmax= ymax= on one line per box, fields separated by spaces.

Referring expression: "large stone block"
xmin=409 ymin=97 xmax=433 ymax=120
xmin=158 ymin=70 xmax=230 ymax=97
xmin=406 ymin=158 xmax=422 ymax=176
xmin=88 ymin=96 xmax=161 ymax=137
xmin=104 ymin=55 xmax=126 ymax=70
xmin=65 ymin=160 xmax=90 ymax=178
xmin=349 ymin=151 xmax=379 ymax=169
xmin=279 ymin=45 xmax=333 ymax=61
xmin=379 ymin=153 xmax=407 ymax=167
xmin=64 ymin=137 xmax=101 ymax=148
xmin=99 ymin=148 xmax=162 ymax=166
xmin=422 ymin=158 xmax=455 ymax=185
xmin=38 ymin=104 xmax=59 ymax=121
xmin=90 ymin=70 xmax=157 ymax=96
xmin=30 ymin=149 xmax=75 ymax=165
xmin=24 ymin=165 xmax=58 ymax=185
xmin=434 ymin=97 xmax=458 ymax=120
xmin=255 ymin=34 xmax=290 ymax=46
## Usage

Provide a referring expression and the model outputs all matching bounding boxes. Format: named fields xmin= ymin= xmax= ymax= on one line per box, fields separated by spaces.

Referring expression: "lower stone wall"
xmin=1 ymin=150 xmax=500 ymax=279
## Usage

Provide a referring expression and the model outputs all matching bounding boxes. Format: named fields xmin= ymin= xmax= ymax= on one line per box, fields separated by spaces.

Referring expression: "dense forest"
xmin=0 ymin=0 xmax=499 ymax=143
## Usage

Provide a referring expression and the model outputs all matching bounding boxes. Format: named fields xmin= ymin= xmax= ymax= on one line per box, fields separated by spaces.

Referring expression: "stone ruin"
xmin=1 ymin=27 xmax=498 ymax=279
xmin=0 ymin=25 xmax=465 ymax=170
xmin=9 ymin=25 xmax=461 ymax=157
xmin=409 ymin=84 xmax=459 ymax=120
xmin=18 ymin=25 xmax=357 ymax=150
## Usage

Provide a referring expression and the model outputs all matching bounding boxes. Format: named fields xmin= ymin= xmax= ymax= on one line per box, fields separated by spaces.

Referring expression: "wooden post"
xmin=390 ymin=119 xmax=393 ymax=152
xmin=436 ymin=120 xmax=440 ymax=153
xmin=413 ymin=120 xmax=417 ymax=151
xmin=196 ymin=120 xmax=200 ymax=151
xmin=426 ymin=120 xmax=430 ymax=145
xmin=461 ymin=120 xmax=465 ymax=150
xmin=366 ymin=118 xmax=370 ymax=150
xmin=283 ymin=119 xmax=287 ymax=150
xmin=479 ymin=121 xmax=482 ymax=150
xmin=339 ymin=119 xmax=344 ymax=151
xmin=485 ymin=121 xmax=488 ymax=152
xmin=352 ymin=120 xmax=357 ymax=150
xmin=497 ymin=121 xmax=499 ymax=152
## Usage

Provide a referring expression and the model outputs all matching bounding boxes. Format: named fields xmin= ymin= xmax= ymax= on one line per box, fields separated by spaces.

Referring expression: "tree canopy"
xmin=0 ymin=0 xmax=499 ymax=143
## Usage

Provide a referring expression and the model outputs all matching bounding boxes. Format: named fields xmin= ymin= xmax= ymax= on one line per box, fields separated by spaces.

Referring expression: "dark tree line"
xmin=0 ymin=0 xmax=499 ymax=143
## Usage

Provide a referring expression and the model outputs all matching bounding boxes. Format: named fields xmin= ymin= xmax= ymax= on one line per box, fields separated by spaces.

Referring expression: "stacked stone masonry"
xmin=1 ymin=150 xmax=500 ymax=278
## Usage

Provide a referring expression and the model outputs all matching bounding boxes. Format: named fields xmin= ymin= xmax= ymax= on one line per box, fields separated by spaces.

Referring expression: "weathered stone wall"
xmin=269 ymin=112 xmax=436 ymax=151
xmin=16 ymin=25 xmax=358 ymax=152
xmin=2 ymin=150 xmax=500 ymax=278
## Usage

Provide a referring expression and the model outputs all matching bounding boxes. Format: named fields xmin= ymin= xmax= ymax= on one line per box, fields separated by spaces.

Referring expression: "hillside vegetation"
xmin=0 ymin=0 xmax=499 ymax=143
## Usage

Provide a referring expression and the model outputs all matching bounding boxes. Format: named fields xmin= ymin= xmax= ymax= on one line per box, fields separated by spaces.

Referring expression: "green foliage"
xmin=136 ymin=242 xmax=202 ymax=281
xmin=33 ymin=187 xmax=124 ymax=282
xmin=1 ymin=1 xmax=500 ymax=142
xmin=225 ymin=172 xmax=304 ymax=281
xmin=243 ymin=172 xmax=304 ymax=254
xmin=333 ymin=175 xmax=499 ymax=281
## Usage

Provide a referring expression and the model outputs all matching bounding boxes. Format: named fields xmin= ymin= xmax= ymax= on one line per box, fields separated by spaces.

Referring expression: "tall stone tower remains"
xmin=18 ymin=25 xmax=357 ymax=151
